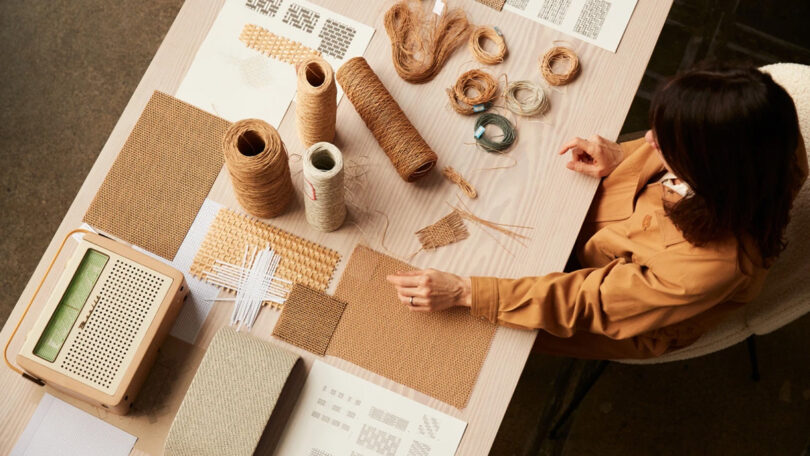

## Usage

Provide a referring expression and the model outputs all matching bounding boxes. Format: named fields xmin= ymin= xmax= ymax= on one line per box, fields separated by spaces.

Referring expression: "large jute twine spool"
xmin=336 ymin=57 xmax=438 ymax=182
xmin=302 ymin=142 xmax=346 ymax=232
xmin=296 ymin=57 xmax=337 ymax=147
xmin=222 ymin=119 xmax=294 ymax=218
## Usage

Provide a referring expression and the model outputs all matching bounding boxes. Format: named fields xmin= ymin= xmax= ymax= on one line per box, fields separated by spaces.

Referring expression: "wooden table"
xmin=0 ymin=0 xmax=671 ymax=453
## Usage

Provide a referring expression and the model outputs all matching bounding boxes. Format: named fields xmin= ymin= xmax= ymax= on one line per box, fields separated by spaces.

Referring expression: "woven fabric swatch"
xmin=165 ymin=327 xmax=299 ymax=456
xmin=84 ymin=91 xmax=229 ymax=260
xmin=415 ymin=210 xmax=469 ymax=250
xmin=272 ymin=283 xmax=347 ymax=355
xmin=475 ymin=0 xmax=507 ymax=11
xmin=327 ymin=245 xmax=497 ymax=409
xmin=190 ymin=207 xmax=341 ymax=293
xmin=239 ymin=23 xmax=322 ymax=65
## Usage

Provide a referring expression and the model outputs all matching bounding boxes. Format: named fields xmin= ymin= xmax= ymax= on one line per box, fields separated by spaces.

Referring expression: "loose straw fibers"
xmin=504 ymin=80 xmax=549 ymax=116
xmin=447 ymin=69 xmax=499 ymax=115
xmin=296 ymin=57 xmax=337 ymax=147
xmin=384 ymin=0 xmax=471 ymax=84
xmin=336 ymin=57 xmax=438 ymax=182
xmin=303 ymin=142 xmax=346 ymax=232
xmin=469 ymin=26 xmax=507 ymax=65
xmin=539 ymin=46 xmax=580 ymax=86
xmin=223 ymin=119 xmax=294 ymax=219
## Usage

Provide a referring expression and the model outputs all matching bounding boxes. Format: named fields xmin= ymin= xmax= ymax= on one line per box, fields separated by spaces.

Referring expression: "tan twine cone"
xmin=336 ymin=57 xmax=438 ymax=182
xmin=303 ymin=142 xmax=346 ymax=232
xmin=296 ymin=57 xmax=337 ymax=147
xmin=223 ymin=119 xmax=294 ymax=218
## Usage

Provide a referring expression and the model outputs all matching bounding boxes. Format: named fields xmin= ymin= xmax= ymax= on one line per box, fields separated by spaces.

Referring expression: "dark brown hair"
xmin=650 ymin=65 xmax=802 ymax=266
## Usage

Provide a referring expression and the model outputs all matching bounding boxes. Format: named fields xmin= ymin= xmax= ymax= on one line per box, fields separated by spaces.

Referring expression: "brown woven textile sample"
xmin=475 ymin=0 xmax=506 ymax=11
xmin=272 ymin=283 xmax=347 ymax=355
xmin=190 ymin=207 xmax=341 ymax=293
xmin=415 ymin=211 xmax=469 ymax=250
xmin=84 ymin=91 xmax=229 ymax=260
xmin=239 ymin=23 xmax=322 ymax=65
xmin=327 ymin=245 xmax=496 ymax=408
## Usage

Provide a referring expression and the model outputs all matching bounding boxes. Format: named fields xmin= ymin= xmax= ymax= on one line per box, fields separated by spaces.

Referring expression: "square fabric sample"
xmin=476 ymin=0 xmax=507 ymax=11
xmin=327 ymin=246 xmax=497 ymax=409
xmin=272 ymin=283 xmax=347 ymax=355
xmin=84 ymin=91 xmax=229 ymax=260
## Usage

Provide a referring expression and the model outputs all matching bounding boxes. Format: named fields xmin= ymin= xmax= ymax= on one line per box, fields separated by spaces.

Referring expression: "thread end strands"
xmin=474 ymin=113 xmax=516 ymax=153
xmin=540 ymin=46 xmax=580 ymax=86
xmin=223 ymin=119 xmax=294 ymax=219
xmin=504 ymin=80 xmax=550 ymax=117
xmin=447 ymin=69 xmax=499 ymax=115
xmin=239 ymin=23 xmax=322 ymax=65
xmin=303 ymin=142 xmax=346 ymax=232
xmin=442 ymin=166 xmax=477 ymax=198
xmin=469 ymin=25 xmax=508 ymax=65
xmin=296 ymin=57 xmax=337 ymax=147
xmin=336 ymin=57 xmax=438 ymax=182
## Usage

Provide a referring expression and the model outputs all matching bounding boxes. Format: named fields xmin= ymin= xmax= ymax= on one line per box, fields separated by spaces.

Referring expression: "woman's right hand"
xmin=558 ymin=135 xmax=624 ymax=178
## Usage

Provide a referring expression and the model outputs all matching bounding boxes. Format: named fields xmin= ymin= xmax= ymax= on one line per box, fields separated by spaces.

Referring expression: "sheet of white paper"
xmin=275 ymin=361 xmax=467 ymax=456
xmin=11 ymin=394 xmax=137 ymax=456
xmin=176 ymin=0 xmax=375 ymax=126
xmin=504 ymin=0 xmax=637 ymax=53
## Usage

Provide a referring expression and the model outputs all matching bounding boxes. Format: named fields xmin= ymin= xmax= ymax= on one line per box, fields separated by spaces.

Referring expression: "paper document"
xmin=504 ymin=0 xmax=638 ymax=52
xmin=275 ymin=361 xmax=467 ymax=456
xmin=11 ymin=394 xmax=137 ymax=456
xmin=176 ymin=0 xmax=374 ymax=126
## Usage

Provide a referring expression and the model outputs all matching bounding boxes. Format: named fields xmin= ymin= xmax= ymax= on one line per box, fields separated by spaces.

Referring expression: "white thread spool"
xmin=302 ymin=142 xmax=346 ymax=232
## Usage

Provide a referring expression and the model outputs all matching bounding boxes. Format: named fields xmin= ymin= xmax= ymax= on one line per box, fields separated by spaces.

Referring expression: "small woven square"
xmin=476 ymin=0 xmax=506 ymax=11
xmin=272 ymin=283 xmax=347 ymax=355
xmin=415 ymin=211 xmax=469 ymax=250
xmin=84 ymin=91 xmax=229 ymax=260
xmin=191 ymin=207 xmax=341 ymax=294
xmin=239 ymin=23 xmax=322 ymax=65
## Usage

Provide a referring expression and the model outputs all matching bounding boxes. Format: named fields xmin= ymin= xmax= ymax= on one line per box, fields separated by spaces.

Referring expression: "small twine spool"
xmin=302 ymin=142 xmax=346 ymax=232
xmin=504 ymin=80 xmax=549 ymax=116
xmin=447 ymin=69 xmax=499 ymax=115
xmin=539 ymin=46 xmax=580 ymax=86
xmin=469 ymin=26 xmax=507 ymax=65
xmin=296 ymin=57 xmax=337 ymax=147
xmin=223 ymin=119 xmax=294 ymax=219
xmin=336 ymin=57 xmax=438 ymax=182
xmin=474 ymin=112 xmax=516 ymax=153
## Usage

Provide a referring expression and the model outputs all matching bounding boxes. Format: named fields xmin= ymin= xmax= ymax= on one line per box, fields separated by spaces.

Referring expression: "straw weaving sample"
xmin=476 ymin=0 xmax=507 ymax=11
xmin=84 ymin=91 xmax=229 ymax=260
xmin=415 ymin=211 xmax=469 ymax=250
xmin=190 ymin=207 xmax=341 ymax=293
xmin=239 ymin=23 xmax=322 ymax=65
xmin=272 ymin=283 xmax=347 ymax=355
xmin=327 ymin=246 xmax=497 ymax=408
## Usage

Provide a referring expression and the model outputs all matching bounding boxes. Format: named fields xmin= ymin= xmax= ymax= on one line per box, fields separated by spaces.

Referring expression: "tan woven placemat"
xmin=327 ymin=245 xmax=497 ymax=409
xmin=272 ymin=283 xmax=347 ymax=355
xmin=190 ymin=207 xmax=341 ymax=294
xmin=475 ymin=0 xmax=506 ymax=11
xmin=83 ymin=91 xmax=229 ymax=260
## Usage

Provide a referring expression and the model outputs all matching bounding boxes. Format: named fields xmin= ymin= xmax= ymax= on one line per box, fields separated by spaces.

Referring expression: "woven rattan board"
xmin=239 ymin=23 xmax=322 ymax=65
xmin=272 ymin=283 xmax=347 ymax=355
xmin=475 ymin=0 xmax=506 ymax=11
xmin=416 ymin=211 xmax=469 ymax=250
xmin=327 ymin=245 xmax=497 ymax=409
xmin=83 ymin=91 xmax=230 ymax=260
xmin=190 ymin=207 xmax=341 ymax=293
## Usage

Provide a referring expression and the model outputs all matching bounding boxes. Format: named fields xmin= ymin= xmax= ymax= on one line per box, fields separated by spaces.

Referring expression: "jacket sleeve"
xmin=470 ymin=253 xmax=746 ymax=340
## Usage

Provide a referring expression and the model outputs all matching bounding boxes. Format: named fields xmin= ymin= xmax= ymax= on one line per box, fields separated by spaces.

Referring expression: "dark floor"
xmin=2 ymin=0 xmax=809 ymax=455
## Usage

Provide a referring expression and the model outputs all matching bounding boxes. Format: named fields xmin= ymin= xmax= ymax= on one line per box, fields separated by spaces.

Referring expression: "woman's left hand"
xmin=386 ymin=269 xmax=472 ymax=312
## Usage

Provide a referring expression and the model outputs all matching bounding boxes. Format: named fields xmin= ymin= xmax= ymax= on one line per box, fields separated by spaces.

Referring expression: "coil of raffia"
xmin=469 ymin=25 xmax=507 ymax=65
xmin=539 ymin=46 xmax=580 ymax=86
xmin=223 ymin=119 xmax=294 ymax=218
xmin=295 ymin=57 xmax=337 ymax=147
xmin=384 ymin=0 xmax=471 ymax=84
xmin=302 ymin=142 xmax=346 ymax=232
xmin=504 ymin=80 xmax=549 ymax=116
xmin=447 ymin=69 xmax=499 ymax=115
xmin=474 ymin=112 xmax=516 ymax=153
xmin=336 ymin=57 xmax=438 ymax=182
xmin=442 ymin=166 xmax=478 ymax=198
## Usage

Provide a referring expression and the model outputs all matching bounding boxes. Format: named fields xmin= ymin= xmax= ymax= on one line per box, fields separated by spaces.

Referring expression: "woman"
xmin=387 ymin=65 xmax=808 ymax=359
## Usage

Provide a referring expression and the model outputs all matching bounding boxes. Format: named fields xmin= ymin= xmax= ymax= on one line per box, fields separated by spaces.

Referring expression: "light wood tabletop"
xmin=0 ymin=0 xmax=671 ymax=453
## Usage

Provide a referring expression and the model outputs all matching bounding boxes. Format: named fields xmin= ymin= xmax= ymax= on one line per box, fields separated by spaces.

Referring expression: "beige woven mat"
xmin=327 ymin=245 xmax=497 ymax=409
xmin=190 ymin=207 xmax=341 ymax=295
xmin=83 ymin=91 xmax=229 ymax=260
xmin=475 ymin=0 xmax=506 ymax=11
xmin=240 ymin=23 xmax=322 ymax=65
xmin=273 ymin=283 xmax=347 ymax=355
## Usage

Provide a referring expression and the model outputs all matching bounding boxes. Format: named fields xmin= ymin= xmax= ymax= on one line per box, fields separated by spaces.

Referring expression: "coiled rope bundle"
xmin=504 ymin=80 xmax=549 ymax=116
xmin=223 ymin=119 xmax=294 ymax=218
xmin=474 ymin=112 xmax=516 ymax=153
xmin=539 ymin=46 xmax=580 ymax=86
xmin=447 ymin=69 xmax=499 ymax=115
xmin=302 ymin=142 xmax=346 ymax=232
xmin=469 ymin=25 xmax=507 ymax=65
xmin=295 ymin=57 xmax=337 ymax=147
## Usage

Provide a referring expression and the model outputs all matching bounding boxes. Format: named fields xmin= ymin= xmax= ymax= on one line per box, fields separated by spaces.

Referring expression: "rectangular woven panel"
xmin=475 ymin=0 xmax=506 ymax=11
xmin=415 ymin=210 xmax=469 ymax=250
xmin=164 ymin=327 xmax=299 ymax=456
xmin=327 ymin=245 xmax=497 ymax=409
xmin=84 ymin=91 xmax=229 ymax=260
xmin=239 ymin=23 xmax=322 ymax=65
xmin=272 ymin=283 xmax=347 ymax=355
xmin=190 ymin=207 xmax=341 ymax=295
